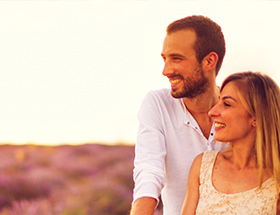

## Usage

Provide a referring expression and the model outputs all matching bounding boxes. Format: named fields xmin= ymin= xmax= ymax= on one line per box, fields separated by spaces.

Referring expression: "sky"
xmin=0 ymin=1 xmax=280 ymax=145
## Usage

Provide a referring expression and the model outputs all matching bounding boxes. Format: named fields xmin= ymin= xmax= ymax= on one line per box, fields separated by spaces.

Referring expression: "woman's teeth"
xmin=215 ymin=123 xmax=226 ymax=128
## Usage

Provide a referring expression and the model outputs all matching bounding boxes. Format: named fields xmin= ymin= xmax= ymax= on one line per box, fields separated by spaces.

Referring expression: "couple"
xmin=130 ymin=15 xmax=280 ymax=215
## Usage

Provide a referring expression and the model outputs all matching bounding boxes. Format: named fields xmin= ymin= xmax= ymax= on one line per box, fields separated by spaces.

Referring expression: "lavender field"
xmin=0 ymin=144 xmax=136 ymax=215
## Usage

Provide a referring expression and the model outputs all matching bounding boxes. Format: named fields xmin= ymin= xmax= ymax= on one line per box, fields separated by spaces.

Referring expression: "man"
xmin=130 ymin=15 xmax=227 ymax=215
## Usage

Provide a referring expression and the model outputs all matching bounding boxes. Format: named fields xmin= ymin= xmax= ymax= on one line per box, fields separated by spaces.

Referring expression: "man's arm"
xmin=131 ymin=91 xmax=166 ymax=214
xmin=130 ymin=197 xmax=157 ymax=215
xmin=180 ymin=153 xmax=202 ymax=215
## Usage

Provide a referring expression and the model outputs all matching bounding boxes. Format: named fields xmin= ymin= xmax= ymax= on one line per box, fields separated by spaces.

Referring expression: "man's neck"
xmin=182 ymin=85 xmax=220 ymax=116
xmin=182 ymin=85 xmax=220 ymax=139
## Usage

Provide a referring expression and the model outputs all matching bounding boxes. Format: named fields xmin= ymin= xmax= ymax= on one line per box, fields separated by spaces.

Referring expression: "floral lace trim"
xmin=196 ymin=151 xmax=278 ymax=215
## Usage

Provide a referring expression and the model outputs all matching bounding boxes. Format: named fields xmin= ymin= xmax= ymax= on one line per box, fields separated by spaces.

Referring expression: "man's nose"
xmin=162 ymin=61 xmax=173 ymax=77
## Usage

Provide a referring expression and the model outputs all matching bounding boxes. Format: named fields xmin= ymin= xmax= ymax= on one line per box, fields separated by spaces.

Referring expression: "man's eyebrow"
xmin=161 ymin=53 xmax=185 ymax=58
xmin=169 ymin=53 xmax=184 ymax=57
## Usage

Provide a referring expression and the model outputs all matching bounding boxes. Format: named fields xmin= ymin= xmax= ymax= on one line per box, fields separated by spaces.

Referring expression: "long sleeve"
xmin=132 ymin=91 xmax=167 ymax=204
xmin=131 ymin=88 xmax=224 ymax=215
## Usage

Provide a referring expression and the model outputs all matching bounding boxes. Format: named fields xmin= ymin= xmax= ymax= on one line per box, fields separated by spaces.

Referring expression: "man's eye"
xmin=172 ymin=57 xmax=182 ymax=61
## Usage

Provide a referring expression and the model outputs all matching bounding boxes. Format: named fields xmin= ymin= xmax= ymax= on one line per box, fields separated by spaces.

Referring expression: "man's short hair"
xmin=167 ymin=15 xmax=226 ymax=75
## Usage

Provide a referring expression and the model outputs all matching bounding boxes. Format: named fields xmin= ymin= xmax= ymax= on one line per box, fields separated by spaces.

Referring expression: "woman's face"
xmin=208 ymin=81 xmax=256 ymax=144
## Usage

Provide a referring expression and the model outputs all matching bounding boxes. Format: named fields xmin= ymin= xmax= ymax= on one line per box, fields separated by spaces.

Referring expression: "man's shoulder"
xmin=145 ymin=88 xmax=174 ymax=102
xmin=141 ymin=88 xmax=183 ymax=110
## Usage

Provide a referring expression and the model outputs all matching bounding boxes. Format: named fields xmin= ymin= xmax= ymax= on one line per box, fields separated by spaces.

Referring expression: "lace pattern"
xmin=196 ymin=151 xmax=278 ymax=215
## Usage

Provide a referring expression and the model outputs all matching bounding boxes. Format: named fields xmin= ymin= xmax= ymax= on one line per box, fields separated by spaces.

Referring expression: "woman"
xmin=181 ymin=71 xmax=280 ymax=214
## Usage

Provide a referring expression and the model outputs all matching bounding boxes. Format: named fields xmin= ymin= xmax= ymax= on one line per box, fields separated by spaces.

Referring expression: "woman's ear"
xmin=202 ymin=52 xmax=218 ymax=73
xmin=252 ymin=119 xmax=257 ymax=127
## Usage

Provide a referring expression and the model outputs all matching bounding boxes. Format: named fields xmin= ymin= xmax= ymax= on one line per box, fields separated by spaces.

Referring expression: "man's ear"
xmin=202 ymin=52 xmax=218 ymax=72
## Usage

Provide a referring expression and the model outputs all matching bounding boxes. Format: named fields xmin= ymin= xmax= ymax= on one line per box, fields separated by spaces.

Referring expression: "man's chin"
xmin=170 ymin=89 xmax=184 ymax=99
xmin=170 ymin=88 xmax=197 ymax=99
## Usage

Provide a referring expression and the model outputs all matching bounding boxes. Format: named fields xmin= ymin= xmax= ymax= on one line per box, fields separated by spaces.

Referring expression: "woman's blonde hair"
xmin=221 ymin=71 xmax=280 ymax=191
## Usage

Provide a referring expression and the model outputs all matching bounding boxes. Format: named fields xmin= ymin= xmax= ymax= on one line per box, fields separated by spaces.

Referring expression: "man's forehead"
xmin=163 ymin=29 xmax=196 ymax=46
xmin=162 ymin=30 xmax=196 ymax=55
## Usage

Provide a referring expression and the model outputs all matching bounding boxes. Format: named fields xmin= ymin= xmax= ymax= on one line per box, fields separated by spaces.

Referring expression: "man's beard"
xmin=171 ymin=64 xmax=210 ymax=99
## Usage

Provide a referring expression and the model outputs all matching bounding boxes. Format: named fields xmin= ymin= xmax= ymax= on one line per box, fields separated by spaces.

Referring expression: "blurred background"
xmin=0 ymin=0 xmax=280 ymax=146
xmin=0 ymin=0 xmax=280 ymax=214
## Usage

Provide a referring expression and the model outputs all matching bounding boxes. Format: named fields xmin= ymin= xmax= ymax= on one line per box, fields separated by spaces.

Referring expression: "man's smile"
xmin=168 ymin=78 xmax=183 ymax=87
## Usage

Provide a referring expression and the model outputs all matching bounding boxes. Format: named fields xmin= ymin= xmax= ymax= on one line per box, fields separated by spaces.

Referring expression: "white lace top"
xmin=196 ymin=151 xmax=279 ymax=215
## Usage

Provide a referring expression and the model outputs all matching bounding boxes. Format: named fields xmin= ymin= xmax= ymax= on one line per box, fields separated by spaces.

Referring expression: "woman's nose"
xmin=208 ymin=104 xmax=220 ymax=118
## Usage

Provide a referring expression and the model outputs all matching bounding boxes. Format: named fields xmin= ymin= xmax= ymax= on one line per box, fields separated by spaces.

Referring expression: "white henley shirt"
xmin=132 ymin=88 xmax=227 ymax=215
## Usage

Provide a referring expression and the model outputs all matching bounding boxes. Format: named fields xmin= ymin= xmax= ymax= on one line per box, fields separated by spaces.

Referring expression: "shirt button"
xmin=211 ymin=133 xmax=213 ymax=136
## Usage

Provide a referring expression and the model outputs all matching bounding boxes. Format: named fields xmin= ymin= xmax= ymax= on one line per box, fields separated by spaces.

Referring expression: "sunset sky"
xmin=0 ymin=1 xmax=279 ymax=145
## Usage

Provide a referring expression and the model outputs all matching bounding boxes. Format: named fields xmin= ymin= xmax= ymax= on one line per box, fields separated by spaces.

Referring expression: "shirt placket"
xmin=181 ymin=98 xmax=213 ymax=149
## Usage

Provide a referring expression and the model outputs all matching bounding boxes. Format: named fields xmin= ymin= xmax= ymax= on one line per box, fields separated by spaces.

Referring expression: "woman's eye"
xmin=224 ymin=102 xmax=230 ymax=107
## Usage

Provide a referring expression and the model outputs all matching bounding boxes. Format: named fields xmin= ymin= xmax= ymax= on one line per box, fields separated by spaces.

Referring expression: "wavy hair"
xmin=221 ymin=71 xmax=280 ymax=191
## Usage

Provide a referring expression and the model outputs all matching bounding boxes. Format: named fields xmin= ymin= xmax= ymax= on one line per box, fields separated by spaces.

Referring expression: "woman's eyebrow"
xmin=221 ymin=95 xmax=237 ymax=101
